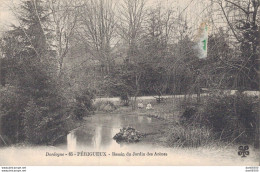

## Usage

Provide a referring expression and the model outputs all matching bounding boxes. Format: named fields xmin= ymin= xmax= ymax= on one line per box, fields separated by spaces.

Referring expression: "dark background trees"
xmin=216 ymin=0 xmax=259 ymax=90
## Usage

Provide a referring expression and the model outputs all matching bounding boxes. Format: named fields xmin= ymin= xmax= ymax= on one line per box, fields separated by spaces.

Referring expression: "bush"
xmin=0 ymin=80 xmax=73 ymax=145
xmin=167 ymin=124 xmax=213 ymax=147
xmin=23 ymin=98 xmax=70 ymax=145
xmin=72 ymin=90 xmax=95 ymax=120
xmin=181 ymin=93 xmax=258 ymax=144
xmin=94 ymin=101 xmax=117 ymax=112
xmin=23 ymin=100 xmax=45 ymax=144
xmin=180 ymin=105 xmax=198 ymax=124
xmin=120 ymin=94 xmax=130 ymax=106
xmin=203 ymin=93 xmax=258 ymax=143
xmin=0 ymin=86 xmax=27 ymax=143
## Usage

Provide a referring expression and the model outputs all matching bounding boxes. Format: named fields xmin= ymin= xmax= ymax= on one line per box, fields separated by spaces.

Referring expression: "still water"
xmin=66 ymin=113 xmax=160 ymax=151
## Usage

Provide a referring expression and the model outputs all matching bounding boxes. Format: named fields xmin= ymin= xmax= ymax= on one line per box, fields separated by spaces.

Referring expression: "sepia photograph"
xmin=0 ymin=0 xmax=259 ymax=166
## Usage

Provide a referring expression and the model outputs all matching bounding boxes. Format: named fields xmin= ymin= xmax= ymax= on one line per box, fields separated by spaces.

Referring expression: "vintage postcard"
xmin=0 ymin=0 xmax=259 ymax=166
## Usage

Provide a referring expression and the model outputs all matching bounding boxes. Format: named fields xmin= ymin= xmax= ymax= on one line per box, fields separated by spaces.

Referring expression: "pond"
xmin=66 ymin=113 xmax=161 ymax=151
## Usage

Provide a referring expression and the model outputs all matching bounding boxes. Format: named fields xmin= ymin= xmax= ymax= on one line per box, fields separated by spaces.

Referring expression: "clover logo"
xmin=238 ymin=145 xmax=249 ymax=157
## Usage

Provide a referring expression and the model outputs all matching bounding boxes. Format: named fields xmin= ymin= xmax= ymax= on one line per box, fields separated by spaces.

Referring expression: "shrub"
xmin=0 ymin=86 xmax=28 ymax=143
xmin=0 ymin=83 xmax=72 ymax=145
xmin=23 ymin=100 xmax=44 ymax=144
xmin=202 ymin=93 xmax=258 ymax=143
xmin=94 ymin=101 xmax=117 ymax=112
xmin=167 ymin=124 xmax=213 ymax=147
xmin=181 ymin=93 xmax=258 ymax=144
xmin=72 ymin=90 xmax=95 ymax=120
xmin=23 ymin=99 xmax=69 ymax=145
xmin=180 ymin=105 xmax=198 ymax=124
xmin=120 ymin=94 xmax=130 ymax=106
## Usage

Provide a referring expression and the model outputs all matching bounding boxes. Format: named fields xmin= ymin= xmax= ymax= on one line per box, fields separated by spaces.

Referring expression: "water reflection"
xmin=67 ymin=132 xmax=76 ymax=151
xmin=93 ymin=126 xmax=102 ymax=149
xmin=67 ymin=114 xmax=158 ymax=150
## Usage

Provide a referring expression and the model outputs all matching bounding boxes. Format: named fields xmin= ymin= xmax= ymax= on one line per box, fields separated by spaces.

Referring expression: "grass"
xmin=166 ymin=124 xmax=215 ymax=148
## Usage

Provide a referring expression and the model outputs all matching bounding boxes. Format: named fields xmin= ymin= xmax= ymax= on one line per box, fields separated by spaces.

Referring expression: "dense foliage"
xmin=180 ymin=93 xmax=259 ymax=144
xmin=0 ymin=0 xmax=94 ymax=145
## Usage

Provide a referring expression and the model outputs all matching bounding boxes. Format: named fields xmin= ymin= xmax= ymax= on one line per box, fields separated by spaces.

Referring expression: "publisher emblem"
xmin=238 ymin=145 xmax=249 ymax=157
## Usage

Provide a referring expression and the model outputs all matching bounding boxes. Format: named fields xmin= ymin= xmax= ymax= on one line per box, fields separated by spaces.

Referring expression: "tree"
xmin=47 ymin=0 xmax=80 ymax=74
xmin=115 ymin=0 xmax=146 ymax=108
xmin=77 ymin=0 xmax=117 ymax=75
xmin=204 ymin=28 xmax=239 ymax=89
xmin=216 ymin=0 xmax=259 ymax=90
xmin=103 ymin=64 xmax=135 ymax=105
xmin=15 ymin=0 xmax=50 ymax=58
xmin=138 ymin=6 xmax=176 ymax=97
xmin=117 ymin=0 xmax=146 ymax=63
xmin=0 ymin=0 xmax=72 ymax=145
